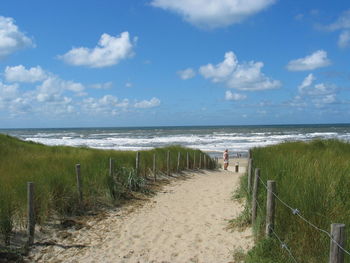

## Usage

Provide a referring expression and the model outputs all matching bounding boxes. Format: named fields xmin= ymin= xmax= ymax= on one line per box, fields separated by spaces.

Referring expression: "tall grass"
xmin=243 ymin=139 xmax=350 ymax=263
xmin=0 ymin=134 xmax=215 ymax=245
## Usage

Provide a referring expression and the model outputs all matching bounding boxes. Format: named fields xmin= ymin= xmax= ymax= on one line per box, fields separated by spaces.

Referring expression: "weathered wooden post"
xmin=153 ymin=153 xmax=157 ymax=181
xmin=109 ymin=158 xmax=115 ymax=177
xmin=199 ymin=154 xmax=202 ymax=169
xmin=266 ymin=180 xmax=276 ymax=237
xmin=186 ymin=152 xmax=189 ymax=169
xmin=252 ymin=168 xmax=260 ymax=224
xmin=204 ymin=155 xmax=207 ymax=169
xmin=193 ymin=153 xmax=196 ymax=169
xmin=75 ymin=164 xmax=83 ymax=203
xmin=135 ymin=152 xmax=140 ymax=176
xmin=177 ymin=152 xmax=181 ymax=172
xmin=247 ymin=158 xmax=253 ymax=193
xmin=329 ymin=223 xmax=346 ymax=263
xmin=27 ymin=182 xmax=35 ymax=246
xmin=167 ymin=151 xmax=170 ymax=176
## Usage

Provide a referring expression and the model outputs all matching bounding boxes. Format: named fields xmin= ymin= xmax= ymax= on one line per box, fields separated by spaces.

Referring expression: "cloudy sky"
xmin=0 ymin=0 xmax=350 ymax=128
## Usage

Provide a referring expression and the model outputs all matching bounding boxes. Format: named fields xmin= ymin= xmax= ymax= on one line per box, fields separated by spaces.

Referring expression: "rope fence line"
xmin=257 ymin=174 xmax=350 ymax=257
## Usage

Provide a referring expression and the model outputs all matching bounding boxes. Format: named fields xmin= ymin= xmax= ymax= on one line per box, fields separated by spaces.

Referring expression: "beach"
xmin=27 ymin=158 xmax=252 ymax=263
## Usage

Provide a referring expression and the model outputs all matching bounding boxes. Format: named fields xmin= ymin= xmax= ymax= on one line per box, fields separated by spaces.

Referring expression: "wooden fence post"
xmin=247 ymin=158 xmax=253 ymax=193
xmin=193 ymin=153 xmax=196 ymax=169
xmin=186 ymin=152 xmax=189 ymax=169
xmin=252 ymin=168 xmax=260 ymax=224
xmin=109 ymin=158 xmax=115 ymax=177
xmin=75 ymin=164 xmax=83 ymax=203
xmin=167 ymin=151 xmax=170 ymax=176
xmin=153 ymin=153 xmax=157 ymax=181
xmin=177 ymin=152 xmax=181 ymax=172
xmin=329 ymin=223 xmax=346 ymax=263
xmin=204 ymin=155 xmax=207 ymax=169
xmin=27 ymin=182 xmax=35 ymax=246
xmin=199 ymin=154 xmax=202 ymax=169
xmin=135 ymin=152 xmax=140 ymax=176
xmin=266 ymin=180 xmax=276 ymax=237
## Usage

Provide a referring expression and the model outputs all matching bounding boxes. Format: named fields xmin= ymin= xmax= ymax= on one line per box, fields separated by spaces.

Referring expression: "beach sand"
xmin=27 ymin=159 xmax=253 ymax=263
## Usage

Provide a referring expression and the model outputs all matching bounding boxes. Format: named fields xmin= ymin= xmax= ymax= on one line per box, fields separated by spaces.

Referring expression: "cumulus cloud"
xmin=5 ymin=65 xmax=47 ymax=83
xmin=90 ymin=82 xmax=113 ymax=89
xmin=151 ymin=0 xmax=276 ymax=29
xmin=134 ymin=97 xmax=161 ymax=108
xmin=286 ymin=50 xmax=331 ymax=71
xmin=82 ymin=95 xmax=130 ymax=116
xmin=199 ymin=52 xmax=237 ymax=82
xmin=177 ymin=68 xmax=196 ymax=80
xmin=199 ymin=51 xmax=281 ymax=91
xmin=36 ymin=77 xmax=86 ymax=102
xmin=338 ymin=30 xmax=350 ymax=48
xmin=318 ymin=10 xmax=350 ymax=49
xmin=125 ymin=82 xmax=133 ymax=88
xmin=225 ymin=90 xmax=247 ymax=101
xmin=59 ymin=32 xmax=136 ymax=68
xmin=293 ymin=74 xmax=338 ymax=108
xmin=298 ymin=73 xmax=315 ymax=93
xmin=0 ymin=81 xmax=19 ymax=101
xmin=321 ymin=9 xmax=350 ymax=31
xmin=0 ymin=16 xmax=34 ymax=59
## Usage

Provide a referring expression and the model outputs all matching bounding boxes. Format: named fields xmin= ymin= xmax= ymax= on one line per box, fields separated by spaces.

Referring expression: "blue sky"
xmin=0 ymin=0 xmax=350 ymax=128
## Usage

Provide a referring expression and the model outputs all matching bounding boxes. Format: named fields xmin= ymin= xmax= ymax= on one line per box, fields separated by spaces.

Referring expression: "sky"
xmin=0 ymin=0 xmax=350 ymax=128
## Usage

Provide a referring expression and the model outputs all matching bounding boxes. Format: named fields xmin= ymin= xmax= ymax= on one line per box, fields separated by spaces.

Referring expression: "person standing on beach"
xmin=223 ymin=149 xmax=229 ymax=170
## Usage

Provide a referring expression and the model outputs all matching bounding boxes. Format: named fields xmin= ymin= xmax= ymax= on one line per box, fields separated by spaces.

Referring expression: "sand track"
xmin=28 ymin=160 xmax=253 ymax=263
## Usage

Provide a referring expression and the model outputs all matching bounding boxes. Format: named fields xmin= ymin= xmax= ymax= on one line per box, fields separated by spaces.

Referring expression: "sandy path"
xmin=30 ymin=159 xmax=252 ymax=263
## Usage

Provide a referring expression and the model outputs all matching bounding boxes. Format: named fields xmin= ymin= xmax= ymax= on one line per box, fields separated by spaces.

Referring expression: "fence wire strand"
xmin=268 ymin=225 xmax=299 ymax=263
xmin=256 ymin=174 xmax=350 ymax=257
xmin=254 ymin=199 xmax=299 ymax=263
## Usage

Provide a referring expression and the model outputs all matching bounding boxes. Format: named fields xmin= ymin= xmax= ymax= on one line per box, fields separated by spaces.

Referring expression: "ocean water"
xmin=1 ymin=124 xmax=350 ymax=157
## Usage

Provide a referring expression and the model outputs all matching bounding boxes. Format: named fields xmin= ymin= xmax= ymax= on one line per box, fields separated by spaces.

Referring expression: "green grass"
xmin=0 ymin=134 xmax=215 ymax=245
xmin=241 ymin=139 xmax=350 ymax=263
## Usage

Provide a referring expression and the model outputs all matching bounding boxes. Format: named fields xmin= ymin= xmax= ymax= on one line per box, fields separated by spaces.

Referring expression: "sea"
xmin=1 ymin=124 xmax=350 ymax=158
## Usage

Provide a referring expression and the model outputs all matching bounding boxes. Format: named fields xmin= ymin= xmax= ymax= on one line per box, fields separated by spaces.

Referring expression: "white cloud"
xmin=225 ymin=90 xmax=246 ymax=101
xmin=134 ymin=97 xmax=161 ymax=108
xmin=5 ymin=65 xmax=47 ymax=83
xmin=298 ymin=73 xmax=315 ymax=93
xmin=294 ymin=75 xmax=338 ymax=108
xmin=125 ymin=82 xmax=133 ymax=88
xmin=286 ymin=50 xmax=331 ymax=71
xmin=338 ymin=30 xmax=350 ymax=48
xmin=0 ymin=16 xmax=34 ymax=59
xmin=199 ymin=52 xmax=237 ymax=82
xmin=313 ymin=94 xmax=336 ymax=107
xmin=36 ymin=76 xmax=86 ymax=102
xmin=177 ymin=68 xmax=196 ymax=80
xmin=199 ymin=51 xmax=281 ymax=91
xmin=90 ymin=82 xmax=113 ymax=89
xmin=59 ymin=32 xmax=136 ymax=68
xmin=151 ymin=0 xmax=276 ymax=29
xmin=0 ymin=81 xmax=19 ymax=103
xmin=318 ymin=10 xmax=350 ymax=49
xmin=322 ymin=10 xmax=350 ymax=31
xmin=82 ymin=95 xmax=130 ymax=116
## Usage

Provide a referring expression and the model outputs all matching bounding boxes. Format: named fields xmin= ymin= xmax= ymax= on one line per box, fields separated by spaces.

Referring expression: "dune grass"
xmin=240 ymin=139 xmax=350 ymax=263
xmin=0 ymin=134 xmax=215 ymax=246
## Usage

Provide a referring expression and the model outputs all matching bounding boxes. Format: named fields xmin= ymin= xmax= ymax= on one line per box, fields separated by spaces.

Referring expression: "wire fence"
xmin=257 ymin=175 xmax=350 ymax=257
xmin=255 ymin=197 xmax=300 ymax=263
xmin=249 ymin=162 xmax=349 ymax=263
